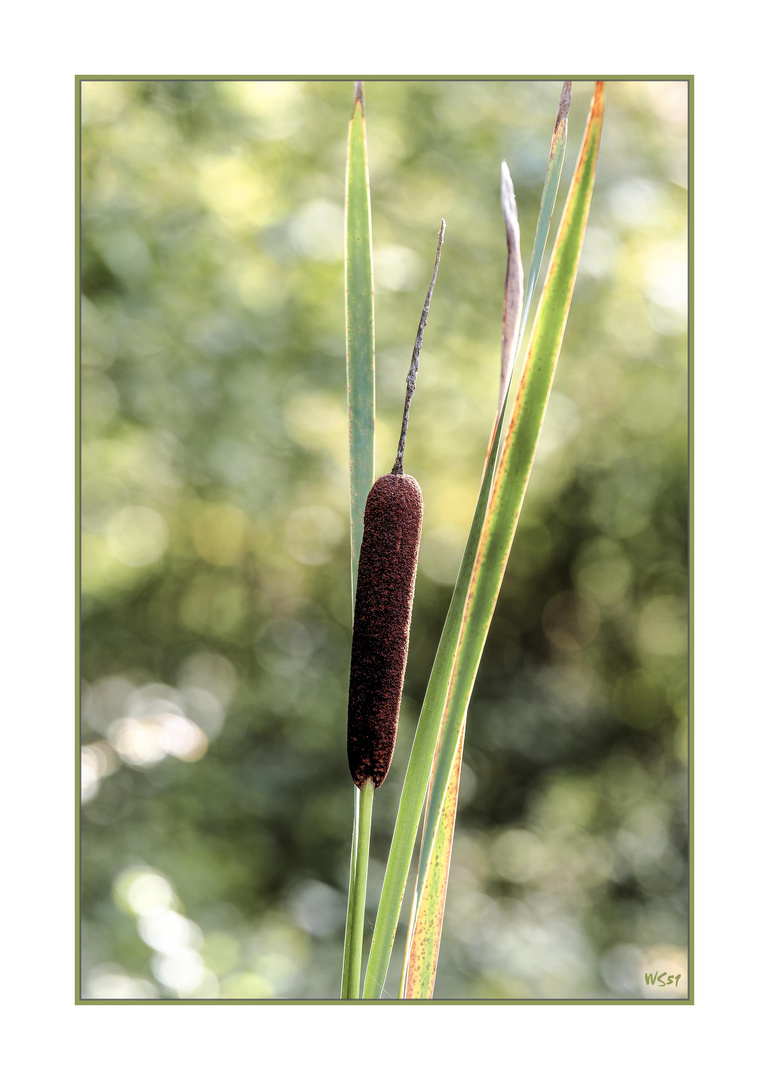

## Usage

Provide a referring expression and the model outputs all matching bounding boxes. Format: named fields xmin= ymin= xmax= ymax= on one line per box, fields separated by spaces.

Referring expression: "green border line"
xmin=687 ymin=74 xmax=694 ymax=1007
xmin=75 ymin=75 xmax=693 ymax=1006
xmin=75 ymin=75 xmax=82 ymax=1007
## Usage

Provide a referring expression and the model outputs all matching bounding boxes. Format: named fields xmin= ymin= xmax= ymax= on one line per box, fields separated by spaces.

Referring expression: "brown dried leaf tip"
xmin=347 ymin=473 xmax=423 ymax=788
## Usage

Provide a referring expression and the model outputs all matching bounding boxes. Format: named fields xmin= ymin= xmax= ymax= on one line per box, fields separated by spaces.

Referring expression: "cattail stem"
xmin=341 ymin=778 xmax=374 ymax=998
xmin=392 ymin=219 xmax=446 ymax=475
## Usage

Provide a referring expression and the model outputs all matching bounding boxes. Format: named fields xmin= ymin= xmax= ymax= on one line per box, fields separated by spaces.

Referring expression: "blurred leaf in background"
xmin=79 ymin=79 xmax=688 ymax=1000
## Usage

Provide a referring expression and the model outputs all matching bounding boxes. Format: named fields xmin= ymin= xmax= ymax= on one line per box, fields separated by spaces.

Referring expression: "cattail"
xmin=347 ymin=220 xmax=445 ymax=788
xmin=347 ymin=472 xmax=423 ymax=787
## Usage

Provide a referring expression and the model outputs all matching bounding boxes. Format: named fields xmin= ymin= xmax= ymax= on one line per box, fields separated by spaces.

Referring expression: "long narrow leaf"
xmin=519 ymin=81 xmax=572 ymax=350
xmin=364 ymin=80 xmax=605 ymax=999
xmin=491 ymin=82 xmax=572 ymax=462
xmin=345 ymin=80 xmax=375 ymax=595
xmin=341 ymin=80 xmax=376 ymax=1001
xmin=401 ymin=725 xmax=465 ymax=998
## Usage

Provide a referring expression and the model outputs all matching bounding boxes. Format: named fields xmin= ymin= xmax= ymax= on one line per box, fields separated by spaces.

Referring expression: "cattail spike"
xmin=347 ymin=473 xmax=423 ymax=788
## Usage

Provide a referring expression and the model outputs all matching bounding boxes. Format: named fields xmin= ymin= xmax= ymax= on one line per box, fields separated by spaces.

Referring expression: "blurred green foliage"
xmin=80 ymin=79 xmax=688 ymax=1000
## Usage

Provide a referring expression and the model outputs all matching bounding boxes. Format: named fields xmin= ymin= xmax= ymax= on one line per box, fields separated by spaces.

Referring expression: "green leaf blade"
xmin=345 ymin=81 xmax=375 ymax=594
xmin=519 ymin=80 xmax=573 ymax=348
xmin=401 ymin=726 xmax=464 ymax=999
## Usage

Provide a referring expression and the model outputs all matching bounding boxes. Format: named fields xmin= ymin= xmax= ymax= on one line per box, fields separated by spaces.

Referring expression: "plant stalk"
xmin=341 ymin=778 xmax=374 ymax=998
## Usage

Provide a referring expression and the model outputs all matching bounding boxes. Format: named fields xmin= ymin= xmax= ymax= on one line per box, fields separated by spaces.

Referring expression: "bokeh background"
xmin=79 ymin=78 xmax=689 ymax=1000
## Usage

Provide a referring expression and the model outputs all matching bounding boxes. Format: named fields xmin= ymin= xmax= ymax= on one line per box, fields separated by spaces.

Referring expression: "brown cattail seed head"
xmin=347 ymin=473 xmax=423 ymax=788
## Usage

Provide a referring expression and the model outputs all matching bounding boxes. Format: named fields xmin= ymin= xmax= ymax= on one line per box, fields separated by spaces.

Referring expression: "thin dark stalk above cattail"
xmin=393 ymin=219 xmax=446 ymax=476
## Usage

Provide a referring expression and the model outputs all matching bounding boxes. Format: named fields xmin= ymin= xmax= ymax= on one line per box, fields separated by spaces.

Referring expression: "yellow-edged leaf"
xmin=402 ymin=723 xmax=464 ymax=998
